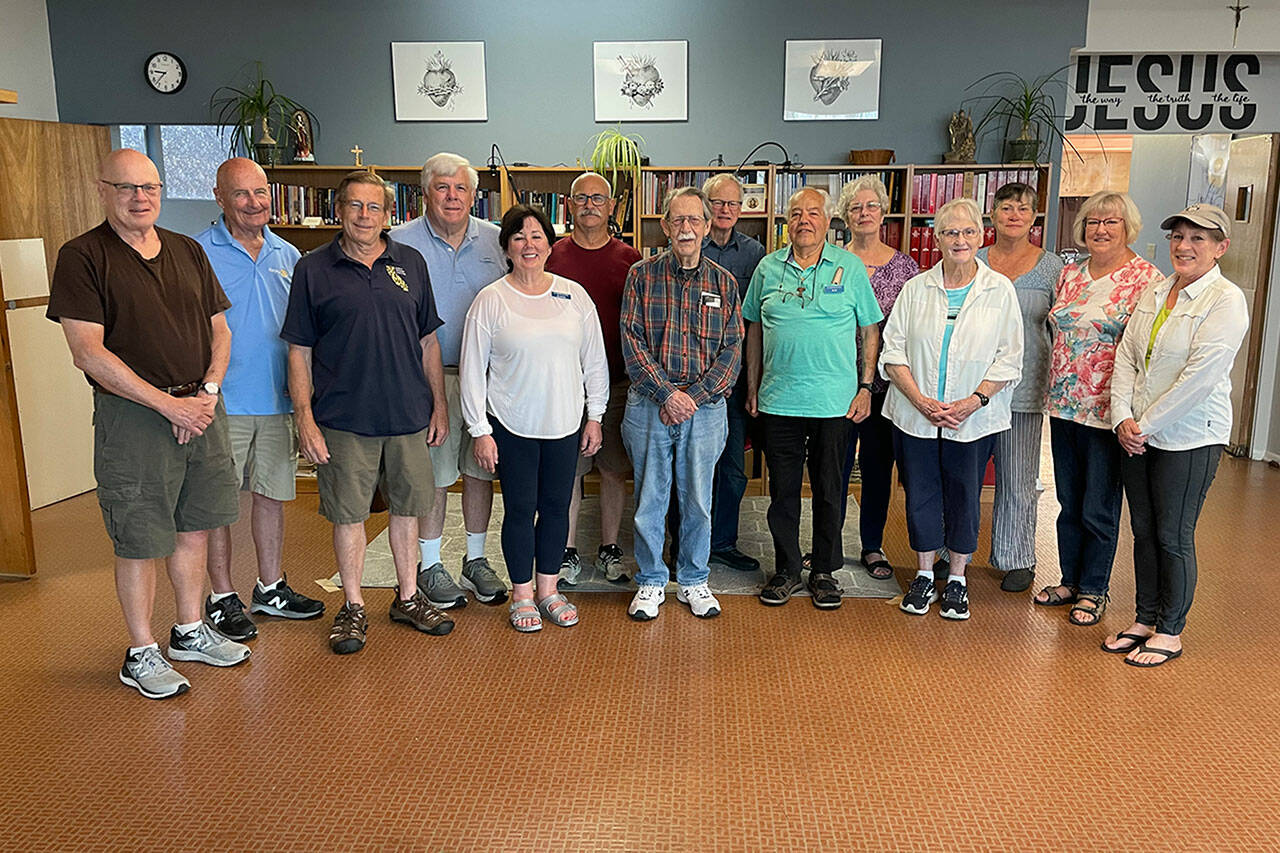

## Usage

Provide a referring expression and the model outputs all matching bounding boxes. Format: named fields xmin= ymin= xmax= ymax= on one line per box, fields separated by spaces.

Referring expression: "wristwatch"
xmin=201 ymin=382 xmax=220 ymax=396
xmin=858 ymin=382 xmax=873 ymax=392
xmin=973 ymin=391 xmax=989 ymax=407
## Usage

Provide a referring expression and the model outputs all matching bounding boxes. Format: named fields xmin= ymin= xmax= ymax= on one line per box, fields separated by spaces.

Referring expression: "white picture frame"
xmin=783 ymin=39 xmax=881 ymax=121
xmin=391 ymin=41 xmax=487 ymax=121
xmin=593 ymin=40 xmax=688 ymax=122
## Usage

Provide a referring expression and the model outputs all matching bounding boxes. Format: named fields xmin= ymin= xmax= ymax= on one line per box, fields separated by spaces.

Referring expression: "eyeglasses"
xmin=571 ymin=193 xmax=609 ymax=207
xmin=100 ymin=180 xmax=163 ymax=196
xmin=668 ymin=215 xmax=705 ymax=227
xmin=344 ymin=200 xmax=385 ymax=214
xmin=1085 ymin=218 xmax=1123 ymax=230
xmin=710 ymin=199 xmax=742 ymax=210
xmin=939 ymin=228 xmax=980 ymax=240
xmin=845 ymin=201 xmax=882 ymax=214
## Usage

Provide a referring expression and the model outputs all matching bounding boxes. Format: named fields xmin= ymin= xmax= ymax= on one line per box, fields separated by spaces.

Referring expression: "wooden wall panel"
xmin=0 ymin=118 xmax=108 ymax=577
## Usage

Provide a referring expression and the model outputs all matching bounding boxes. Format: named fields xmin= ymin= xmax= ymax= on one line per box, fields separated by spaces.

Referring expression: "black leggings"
xmin=1121 ymin=444 xmax=1221 ymax=635
xmin=490 ymin=418 xmax=581 ymax=586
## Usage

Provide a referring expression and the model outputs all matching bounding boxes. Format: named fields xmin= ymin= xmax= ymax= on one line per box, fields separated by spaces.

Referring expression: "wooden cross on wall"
xmin=1227 ymin=3 xmax=1250 ymax=47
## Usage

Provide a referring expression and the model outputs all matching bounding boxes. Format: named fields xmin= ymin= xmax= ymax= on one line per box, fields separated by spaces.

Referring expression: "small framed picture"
xmin=783 ymin=39 xmax=881 ymax=121
xmin=593 ymin=40 xmax=688 ymax=122
xmin=391 ymin=41 xmax=487 ymax=121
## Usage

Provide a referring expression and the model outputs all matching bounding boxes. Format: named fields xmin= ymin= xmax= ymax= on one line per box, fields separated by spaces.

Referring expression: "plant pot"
xmin=1004 ymin=137 xmax=1040 ymax=164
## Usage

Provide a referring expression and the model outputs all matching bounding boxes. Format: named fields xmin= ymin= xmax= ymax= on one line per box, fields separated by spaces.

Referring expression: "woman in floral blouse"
xmin=1035 ymin=192 xmax=1163 ymax=625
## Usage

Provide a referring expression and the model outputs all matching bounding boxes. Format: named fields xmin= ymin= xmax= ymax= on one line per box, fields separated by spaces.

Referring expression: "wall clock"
xmin=145 ymin=52 xmax=187 ymax=94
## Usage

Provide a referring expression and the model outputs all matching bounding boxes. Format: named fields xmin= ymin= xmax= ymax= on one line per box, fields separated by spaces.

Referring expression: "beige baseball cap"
xmin=1160 ymin=203 xmax=1231 ymax=239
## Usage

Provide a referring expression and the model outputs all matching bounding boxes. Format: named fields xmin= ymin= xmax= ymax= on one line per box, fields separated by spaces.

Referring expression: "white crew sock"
xmin=128 ymin=642 xmax=159 ymax=656
xmin=419 ymin=537 xmax=442 ymax=566
xmin=465 ymin=531 xmax=487 ymax=561
xmin=915 ymin=569 xmax=934 ymax=581
xmin=175 ymin=620 xmax=202 ymax=635
xmin=209 ymin=590 xmax=237 ymax=603
xmin=948 ymin=574 xmax=967 ymax=587
xmin=256 ymin=577 xmax=281 ymax=593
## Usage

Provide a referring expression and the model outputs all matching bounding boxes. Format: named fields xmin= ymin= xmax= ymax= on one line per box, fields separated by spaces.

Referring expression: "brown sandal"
xmin=1069 ymin=593 xmax=1108 ymax=626
xmin=1033 ymin=585 xmax=1077 ymax=606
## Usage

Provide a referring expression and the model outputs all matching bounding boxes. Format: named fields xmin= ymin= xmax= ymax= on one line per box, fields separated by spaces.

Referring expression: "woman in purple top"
xmin=836 ymin=175 xmax=919 ymax=579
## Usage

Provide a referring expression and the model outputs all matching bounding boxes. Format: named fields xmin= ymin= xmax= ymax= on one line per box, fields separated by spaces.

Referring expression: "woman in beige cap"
xmin=1106 ymin=204 xmax=1249 ymax=667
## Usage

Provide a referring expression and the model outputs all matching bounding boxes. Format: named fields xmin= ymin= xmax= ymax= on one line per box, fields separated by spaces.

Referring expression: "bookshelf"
xmin=637 ymin=166 xmax=771 ymax=256
xmin=498 ymin=166 xmax=635 ymax=240
xmin=263 ymin=164 xmax=502 ymax=252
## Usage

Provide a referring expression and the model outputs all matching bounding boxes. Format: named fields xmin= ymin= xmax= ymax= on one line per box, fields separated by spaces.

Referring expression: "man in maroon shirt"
xmin=545 ymin=172 xmax=641 ymax=585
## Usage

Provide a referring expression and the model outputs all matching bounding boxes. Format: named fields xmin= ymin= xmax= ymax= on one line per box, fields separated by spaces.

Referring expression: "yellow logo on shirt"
xmin=385 ymin=264 xmax=409 ymax=292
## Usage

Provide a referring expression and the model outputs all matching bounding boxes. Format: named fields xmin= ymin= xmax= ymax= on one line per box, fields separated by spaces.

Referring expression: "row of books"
xmin=906 ymin=224 xmax=1044 ymax=268
xmin=820 ymin=221 xmax=903 ymax=251
xmin=910 ymin=168 xmax=1043 ymax=216
xmin=515 ymin=191 xmax=570 ymax=229
xmin=773 ymin=169 xmax=905 ymax=216
xmin=266 ymin=181 xmax=500 ymax=227
xmin=640 ymin=170 xmax=770 ymax=215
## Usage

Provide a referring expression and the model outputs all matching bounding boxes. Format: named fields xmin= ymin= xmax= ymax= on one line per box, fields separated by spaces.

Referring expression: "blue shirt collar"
xmin=423 ymin=213 xmax=481 ymax=247
xmin=210 ymin=216 xmax=289 ymax=256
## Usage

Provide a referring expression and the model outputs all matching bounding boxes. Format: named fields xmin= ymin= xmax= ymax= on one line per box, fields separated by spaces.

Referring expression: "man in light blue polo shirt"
xmin=196 ymin=157 xmax=324 ymax=641
xmin=388 ymin=152 xmax=509 ymax=610
xmin=743 ymin=186 xmax=882 ymax=609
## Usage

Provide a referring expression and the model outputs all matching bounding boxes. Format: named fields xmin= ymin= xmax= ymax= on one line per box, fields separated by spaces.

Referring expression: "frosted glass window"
xmin=117 ymin=125 xmax=147 ymax=154
xmin=158 ymin=125 xmax=237 ymax=200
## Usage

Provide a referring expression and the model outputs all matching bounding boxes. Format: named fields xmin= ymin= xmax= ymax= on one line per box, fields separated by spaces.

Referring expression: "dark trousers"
xmin=710 ymin=380 xmax=750 ymax=551
xmin=761 ymin=413 xmax=850 ymax=579
xmin=1049 ymin=417 xmax=1123 ymax=595
xmin=490 ymin=418 xmax=581 ymax=585
xmin=1121 ymin=444 xmax=1221 ymax=635
xmin=839 ymin=390 xmax=894 ymax=553
xmin=893 ymin=427 xmax=996 ymax=556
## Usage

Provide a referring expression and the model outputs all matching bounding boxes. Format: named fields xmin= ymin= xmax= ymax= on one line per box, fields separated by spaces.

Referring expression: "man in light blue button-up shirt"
xmin=195 ymin=157 xmax=324 ymax=639
xmin=388 ymin=152 xmax=509 ymax=608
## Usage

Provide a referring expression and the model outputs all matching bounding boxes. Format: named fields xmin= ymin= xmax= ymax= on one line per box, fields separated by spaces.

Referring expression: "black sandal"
xmin=1069 ymin=593 xmax=1108 ymax=626
xmin=860 ymin=549 xmax=894 ymax=580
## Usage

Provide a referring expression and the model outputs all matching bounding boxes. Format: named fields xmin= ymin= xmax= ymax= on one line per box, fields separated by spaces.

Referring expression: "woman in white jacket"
xmin=879 ymin=198 xmax=1023 ymax=621
xmin=1106 ymin=204 xmax=1248 ymax=667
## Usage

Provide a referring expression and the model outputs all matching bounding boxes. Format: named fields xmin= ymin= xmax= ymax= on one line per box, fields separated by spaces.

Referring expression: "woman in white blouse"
xmin=1105 ymin=204 xmax=1249 ymax=667
xmin=460 ymin=204 xmax=609 ymax=633
xmin=879 ymin=197 xmax=1023 ymax=621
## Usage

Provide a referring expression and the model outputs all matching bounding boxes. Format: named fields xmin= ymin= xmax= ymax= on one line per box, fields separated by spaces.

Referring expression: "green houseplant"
xmin=210 ymin=62 xmax=314 ymax=165
xmin=587 ymin=124 xmax=645 ymax=187
xmin=964 ymin=67 xmax=1083 ymax=164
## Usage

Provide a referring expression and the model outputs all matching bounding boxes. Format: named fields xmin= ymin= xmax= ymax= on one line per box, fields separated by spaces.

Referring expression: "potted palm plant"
xmin=210 ymin=62 xmax=315 ymax=166
xmin=964 ymin=67 xmax=1083 ymax=164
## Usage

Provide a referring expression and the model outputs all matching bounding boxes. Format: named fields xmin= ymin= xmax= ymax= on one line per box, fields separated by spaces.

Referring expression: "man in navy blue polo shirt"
xmin=282 ymin=171 xmax=453 ymax=654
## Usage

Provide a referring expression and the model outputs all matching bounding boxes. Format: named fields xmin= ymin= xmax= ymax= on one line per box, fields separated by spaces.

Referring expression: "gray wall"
xmin=1 ymin=0 xmax=59 ymax=121
xmin=1125 ymin=134 xmax=1193 ymax=277
xmin=47 ymin=0 xmax=1088 ymax=168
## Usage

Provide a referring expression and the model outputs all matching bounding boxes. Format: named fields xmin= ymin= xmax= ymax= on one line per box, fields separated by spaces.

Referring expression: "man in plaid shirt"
xmin=620 ymin=186 xmax=743 ymax=622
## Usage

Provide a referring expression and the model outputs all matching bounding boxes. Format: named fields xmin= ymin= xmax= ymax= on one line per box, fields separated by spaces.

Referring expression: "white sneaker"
xmin=628 ymin=585 xmax=665 ymax=621
xmin=167 ymin=622 xmax=252 ymax=667
xmin=677 ymin=582 xmax=721 ymax=618
xmin=119 ymin=646 xmax=190 ymax=699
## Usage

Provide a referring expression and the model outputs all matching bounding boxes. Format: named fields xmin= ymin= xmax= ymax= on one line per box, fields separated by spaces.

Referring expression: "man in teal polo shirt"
xmin=743 ymin=187 xmax=883 ymax=609
xmin=196 ymin=158 xmax=324 ymax=643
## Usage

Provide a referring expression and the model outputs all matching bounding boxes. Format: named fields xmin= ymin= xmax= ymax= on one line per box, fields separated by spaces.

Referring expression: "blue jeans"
xmin=1049 ymin=417 xmax=1123 ymax=596
xmin=710 ymin=380 xmax=750 ymax=551
xmin=622 ymin=392 xmax=728 ymax=587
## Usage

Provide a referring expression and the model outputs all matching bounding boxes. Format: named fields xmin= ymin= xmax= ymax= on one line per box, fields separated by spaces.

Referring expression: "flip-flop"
xmin=1101 ymin=632 xmax=1150 ymax=654
xmin=1124 ymin=644 xmax=1183 ymax=668
xmin=860 ymin=550 xmax=894 ymax=580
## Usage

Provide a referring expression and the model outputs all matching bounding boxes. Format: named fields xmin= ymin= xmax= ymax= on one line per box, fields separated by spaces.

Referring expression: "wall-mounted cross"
xmin=1227 ymin=3 xmax=1250 ymax=47
xmin=350 ymin=144 xmax=364 ymax=167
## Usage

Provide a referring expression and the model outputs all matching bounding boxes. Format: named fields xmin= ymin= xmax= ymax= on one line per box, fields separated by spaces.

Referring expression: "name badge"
xmin=551 ymin=291 xmax=571 ymax=300
xmin=823 ymin=284 xmax=844 ymax=294
xmin=699 ymin=291 xmax=722 ymax=308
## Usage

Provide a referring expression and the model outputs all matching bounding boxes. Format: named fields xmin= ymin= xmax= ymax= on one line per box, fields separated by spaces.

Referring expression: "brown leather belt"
xmin=161 ymin=381 xmax=201 ymax=397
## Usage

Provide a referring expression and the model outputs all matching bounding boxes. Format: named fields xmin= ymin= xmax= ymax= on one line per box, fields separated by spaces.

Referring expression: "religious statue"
xmin=291 ymin=110 xmax=315 ymax=164
xmin=944 ymin=109 xmax=976 ymax=164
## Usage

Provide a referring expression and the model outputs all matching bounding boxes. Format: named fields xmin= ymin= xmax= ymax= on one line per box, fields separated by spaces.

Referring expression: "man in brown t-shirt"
xmin=545 ymin=171 xmax=641 ymax=586
xmin=47 ymin=148 xmax=247 ymax=700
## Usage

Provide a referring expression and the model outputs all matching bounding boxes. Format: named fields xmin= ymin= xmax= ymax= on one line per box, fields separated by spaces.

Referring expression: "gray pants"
xmin=1121 ymin=444 xmax=1221 ymax=635
xmin=990 ymin=412 xmax=1043 ymax=572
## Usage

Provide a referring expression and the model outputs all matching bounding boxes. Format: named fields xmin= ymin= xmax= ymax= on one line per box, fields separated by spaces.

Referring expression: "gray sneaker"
xmin=119 ymin=646 xmax=190 ymax=699
xmin=460 ymin=556 xmax=508 ymax=605
xmin=558 ymin=548 xmax=583 ymax=586
xmin=167 ymin=622 xmax=252 ymax=667
xmin=417 ymin=561 xmax=467 ymax=609
xmin=596 ymin=543 xmax=629 ymax=583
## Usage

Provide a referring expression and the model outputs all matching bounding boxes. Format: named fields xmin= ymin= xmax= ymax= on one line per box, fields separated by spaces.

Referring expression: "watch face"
xmin=145 ymin=52 xmax=186 ymax=94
